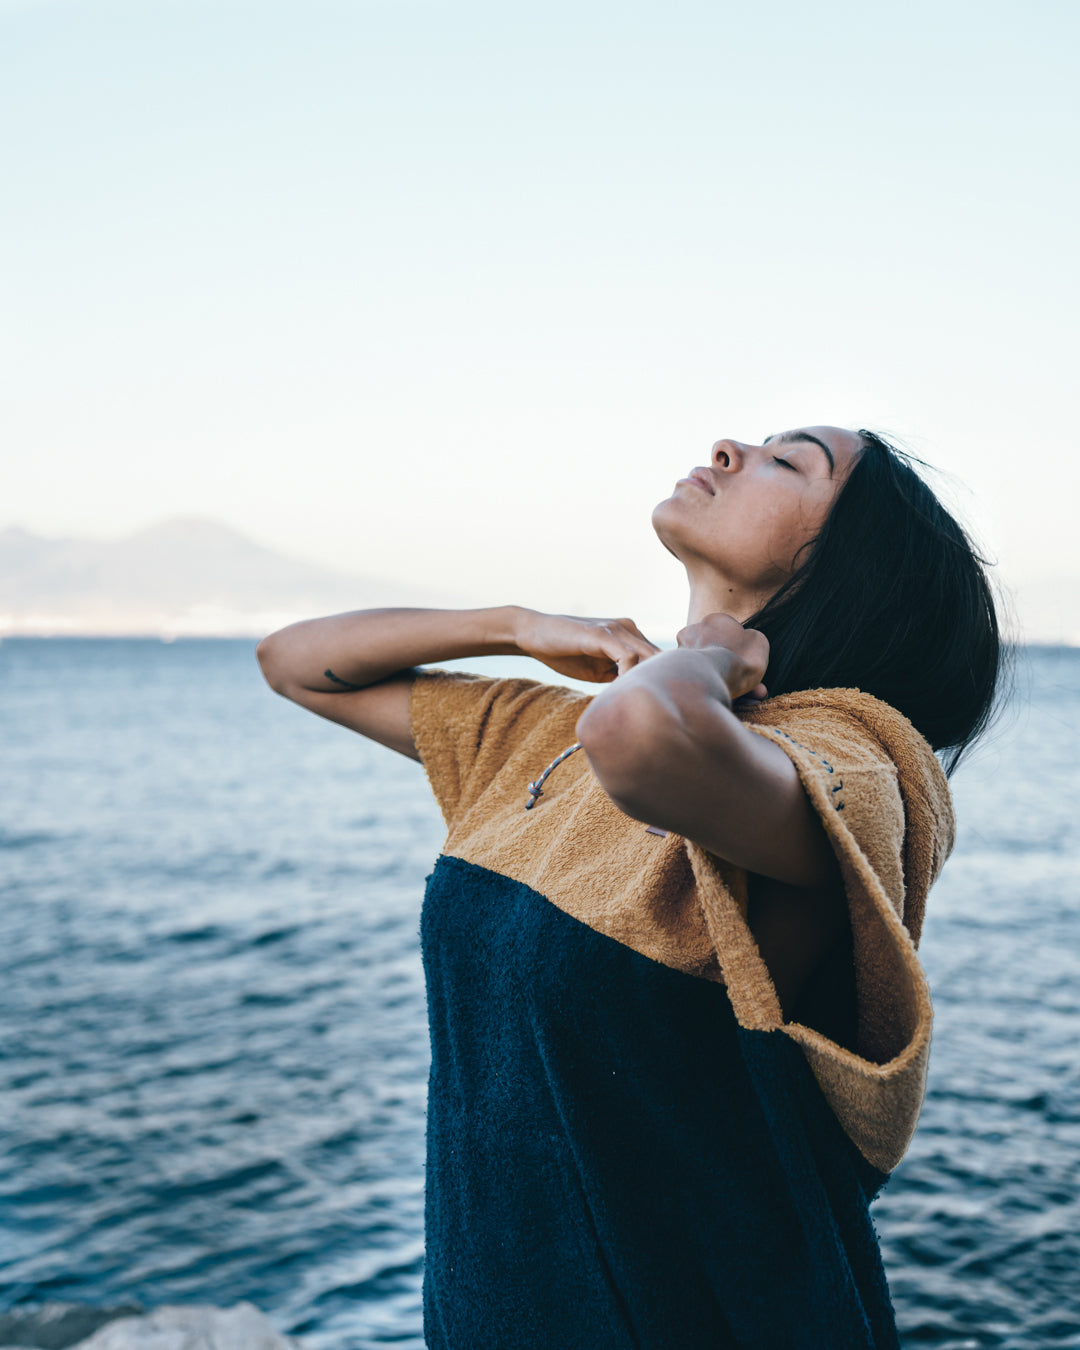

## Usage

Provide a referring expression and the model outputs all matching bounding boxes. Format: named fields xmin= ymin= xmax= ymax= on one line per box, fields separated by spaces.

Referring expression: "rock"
xmin=0 ymin=1303 xmax=142 ymax=1349
xmin=0 ymin=1305 xmax=301 ymax=1350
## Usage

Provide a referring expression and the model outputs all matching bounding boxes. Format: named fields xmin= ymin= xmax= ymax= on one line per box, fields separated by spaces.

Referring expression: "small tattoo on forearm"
xmin=324 ymin=668 xmax=364 ymax=691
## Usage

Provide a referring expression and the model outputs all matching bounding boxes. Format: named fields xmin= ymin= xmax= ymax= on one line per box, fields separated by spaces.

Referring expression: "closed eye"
xmin=772 ymin=456 xmax=797 ymax=471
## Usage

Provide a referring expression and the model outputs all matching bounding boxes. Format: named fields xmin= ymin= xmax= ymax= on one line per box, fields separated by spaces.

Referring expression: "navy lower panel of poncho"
xmin=420 ymin=854 xmax=899 ymax=1350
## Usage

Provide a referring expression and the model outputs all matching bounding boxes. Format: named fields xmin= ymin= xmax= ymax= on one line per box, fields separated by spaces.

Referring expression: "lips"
xmin=681 ymin=468 xmax=715 ymax=495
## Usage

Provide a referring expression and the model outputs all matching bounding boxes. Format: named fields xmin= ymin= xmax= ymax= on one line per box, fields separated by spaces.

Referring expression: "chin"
xmin=651 ymin=516 xmax=688 ymax=565
xmin=650 ymin=499 xmax=676 ymax=542
xmin=651 ymin=493 xmax=683 ymax=531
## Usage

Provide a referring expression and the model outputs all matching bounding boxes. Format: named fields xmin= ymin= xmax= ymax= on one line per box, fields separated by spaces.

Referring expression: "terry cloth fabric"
xmin=410 ymin=669 xmax=954 ymax=1350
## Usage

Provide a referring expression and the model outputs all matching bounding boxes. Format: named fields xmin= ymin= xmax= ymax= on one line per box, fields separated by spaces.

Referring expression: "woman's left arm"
xmin=575 ymin=614 xmax=837 ymax=889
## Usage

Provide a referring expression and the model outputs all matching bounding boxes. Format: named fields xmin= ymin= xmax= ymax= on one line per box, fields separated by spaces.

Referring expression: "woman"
xmin=257 ymin=426 xmax=1003 ymax=1349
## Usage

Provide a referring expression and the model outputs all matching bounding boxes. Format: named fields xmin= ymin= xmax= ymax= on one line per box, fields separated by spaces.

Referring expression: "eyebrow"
xmin=763 ymin=431 xmax=835 ymax=477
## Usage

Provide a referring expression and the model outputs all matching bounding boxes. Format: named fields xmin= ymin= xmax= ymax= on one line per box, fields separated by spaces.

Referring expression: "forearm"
xmin=575 ymin=644 xmax=834 ymax=886
xmin=256 ymin=606 xmax=526 ymax=695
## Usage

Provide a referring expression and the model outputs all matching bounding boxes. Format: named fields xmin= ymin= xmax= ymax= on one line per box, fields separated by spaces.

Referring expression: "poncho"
xmin=410 ymin=669 xmax=955 ymax=1349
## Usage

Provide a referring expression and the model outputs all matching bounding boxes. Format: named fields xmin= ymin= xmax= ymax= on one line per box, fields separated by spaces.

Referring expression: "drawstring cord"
xmin=524 ymin=742 xmax=583 ymax=810
xmin=524 ymin=740 xmax=668 ymax=836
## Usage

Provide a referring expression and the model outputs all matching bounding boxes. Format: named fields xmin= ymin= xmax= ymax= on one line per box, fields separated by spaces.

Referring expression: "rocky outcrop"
xmin=0 ymin=1303 xmax=299 ymax=1350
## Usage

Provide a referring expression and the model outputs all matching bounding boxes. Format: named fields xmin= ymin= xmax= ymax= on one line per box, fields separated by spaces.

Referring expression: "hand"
xmin=513 ymin=609 xmax=661 ymax=683
xmin=676 ymin=612 xmax=769 ymax=702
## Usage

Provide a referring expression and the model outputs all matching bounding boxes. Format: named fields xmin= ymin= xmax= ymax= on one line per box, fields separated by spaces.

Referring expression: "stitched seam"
xmin=767 ymin=728 xmax=846 ymax=813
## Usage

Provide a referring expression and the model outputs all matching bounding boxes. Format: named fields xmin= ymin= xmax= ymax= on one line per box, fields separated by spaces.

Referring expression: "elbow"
xmin=255 ymin=632 xmax=291 ymax=696
xmin=576 ymin=687 xmax=677 ymax=814
xmin=578 ymin=680 xmax=742 ymax=824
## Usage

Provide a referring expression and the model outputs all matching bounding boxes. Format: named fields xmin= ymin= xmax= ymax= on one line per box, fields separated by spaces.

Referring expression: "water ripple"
xmin=0 ymin=639 xmax=1078 ymax=1347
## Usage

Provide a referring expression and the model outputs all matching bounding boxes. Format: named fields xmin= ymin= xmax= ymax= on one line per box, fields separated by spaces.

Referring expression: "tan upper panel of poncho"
xmin=409 ymin=670 xmax=955 ymax=1175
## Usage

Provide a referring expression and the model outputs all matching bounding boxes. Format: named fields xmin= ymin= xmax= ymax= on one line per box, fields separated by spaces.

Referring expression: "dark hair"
xmin=746 ymin=431 xmax=1006 ymax=774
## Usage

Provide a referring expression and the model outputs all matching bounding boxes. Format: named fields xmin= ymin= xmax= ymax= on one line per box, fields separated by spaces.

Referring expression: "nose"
xmin=711 ymin=439 xmax=746 ymax=472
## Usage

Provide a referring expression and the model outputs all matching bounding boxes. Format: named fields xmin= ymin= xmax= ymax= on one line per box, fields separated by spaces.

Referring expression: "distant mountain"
xmin=0 ymin=519 xmax=438 ymax=636
xmin=2 ymin=519 xmax=1075 ymax=643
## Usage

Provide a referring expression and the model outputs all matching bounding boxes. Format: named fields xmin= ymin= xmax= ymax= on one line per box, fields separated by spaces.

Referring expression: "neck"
xmin=685 ymin=567 xmax=768 ymax=626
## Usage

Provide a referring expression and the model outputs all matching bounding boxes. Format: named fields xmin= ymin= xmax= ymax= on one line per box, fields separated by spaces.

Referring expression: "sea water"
xmin=0 ymin=639 xmax=1077 ymax=1349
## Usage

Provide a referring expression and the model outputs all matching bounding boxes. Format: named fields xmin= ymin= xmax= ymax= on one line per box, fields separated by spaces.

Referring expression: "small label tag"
xmin=645 ymin=825 xmax=668 ymax=837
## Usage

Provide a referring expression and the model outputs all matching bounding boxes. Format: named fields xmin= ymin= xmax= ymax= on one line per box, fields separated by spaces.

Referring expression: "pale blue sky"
xmin=3 ymin=0 xmax=1077 ymax=635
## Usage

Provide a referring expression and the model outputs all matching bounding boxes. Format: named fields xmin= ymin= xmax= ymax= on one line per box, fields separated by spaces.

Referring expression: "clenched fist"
xmin=676 ymin=613 xmax=769 ymax=702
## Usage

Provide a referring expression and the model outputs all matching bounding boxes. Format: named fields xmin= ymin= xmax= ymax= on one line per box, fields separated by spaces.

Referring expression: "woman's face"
xmin=652 ymin=425 xmax=865 ymax=617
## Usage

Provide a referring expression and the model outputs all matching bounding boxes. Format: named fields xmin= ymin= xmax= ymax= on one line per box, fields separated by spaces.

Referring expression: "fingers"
xmin=594 ymin=619 xmax=659 ymax=676
xmin=614 ymin=652 xmax=645 ymax=676
xmin=612 ymin=619 xmax=662 ymax=660
xmin=524 ymin=612 xmax=659 ymax=683
xmin=615 ymin=617 xmax=662 ymax=653
xmin=676 ymin=613 xmax=746 ymax=648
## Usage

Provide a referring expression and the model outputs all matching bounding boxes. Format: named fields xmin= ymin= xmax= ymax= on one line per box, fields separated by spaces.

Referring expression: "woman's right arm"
xmin=256 ymin=607 xmax=659 ymax=759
